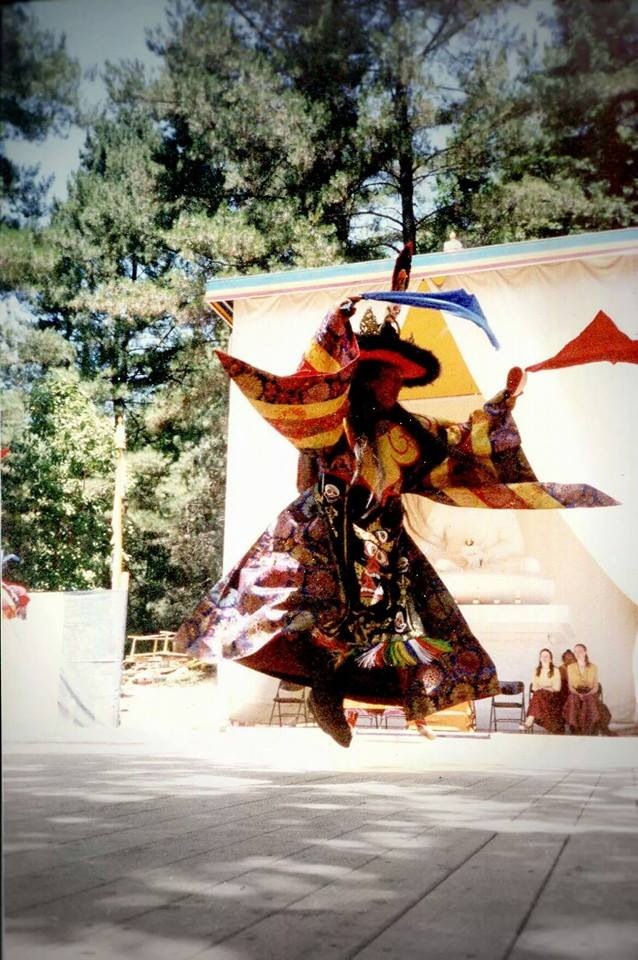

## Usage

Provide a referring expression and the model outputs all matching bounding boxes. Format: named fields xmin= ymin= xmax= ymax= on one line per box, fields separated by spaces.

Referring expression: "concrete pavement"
xmin=3 ymin=726 xmax=638 ymax=959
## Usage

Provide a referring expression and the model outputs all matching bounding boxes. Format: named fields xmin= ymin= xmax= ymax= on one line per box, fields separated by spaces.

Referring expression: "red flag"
xmin=526 ymin=311 xmax=638 ymax=372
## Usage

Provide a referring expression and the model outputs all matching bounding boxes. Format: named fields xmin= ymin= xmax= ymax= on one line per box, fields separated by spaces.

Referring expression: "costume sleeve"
xmin=404 ymin=388 xmax=618 ymax=510
xmin=216 ymin=305 xmax=358 ymax=453
xmin=296 ymin=304 xmax=359 ymax=375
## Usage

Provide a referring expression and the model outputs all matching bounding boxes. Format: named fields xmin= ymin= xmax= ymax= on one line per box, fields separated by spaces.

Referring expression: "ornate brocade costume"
xmin=177 ymin=305 xmax=615 ymax=724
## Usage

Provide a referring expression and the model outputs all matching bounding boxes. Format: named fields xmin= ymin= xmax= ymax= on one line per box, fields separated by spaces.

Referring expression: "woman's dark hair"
xmin=535 ymin=647 xmax=555 ymax=677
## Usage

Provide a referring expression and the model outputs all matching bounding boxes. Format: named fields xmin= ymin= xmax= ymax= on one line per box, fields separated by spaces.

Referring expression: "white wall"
xmin=2 ymin=589 xmax=128 ymax=741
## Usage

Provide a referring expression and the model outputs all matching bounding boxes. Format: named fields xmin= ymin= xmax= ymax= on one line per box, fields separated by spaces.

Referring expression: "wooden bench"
xmin=126 ymin=631 xmax=176 ymax=657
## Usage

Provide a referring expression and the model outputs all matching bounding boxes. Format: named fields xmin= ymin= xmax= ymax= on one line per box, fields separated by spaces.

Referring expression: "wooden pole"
xmin=111 ymin=415 xmax=128 ymax=591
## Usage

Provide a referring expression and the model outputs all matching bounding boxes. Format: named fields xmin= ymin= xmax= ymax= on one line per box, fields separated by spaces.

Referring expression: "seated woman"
xmin=563 ymin=643 xmax=613 ymax=735
xmin=522 ymin=648 xmax=563 ymax=733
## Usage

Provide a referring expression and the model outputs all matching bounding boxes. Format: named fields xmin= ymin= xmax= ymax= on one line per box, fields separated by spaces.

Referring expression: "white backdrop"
xmin=225 ymin=254 xmax=637 ymax=604
xmin=440 ymin=254 xmax=637 ymax=605
xmin=219 ymin=247 xmax=637 ymax=722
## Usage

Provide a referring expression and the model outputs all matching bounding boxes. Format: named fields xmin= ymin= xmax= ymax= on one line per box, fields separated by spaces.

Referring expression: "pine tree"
xmin=0 ymin=3 xmax=79 ymax=224
xmin=437 ymin=0 xmax=638 ymax=243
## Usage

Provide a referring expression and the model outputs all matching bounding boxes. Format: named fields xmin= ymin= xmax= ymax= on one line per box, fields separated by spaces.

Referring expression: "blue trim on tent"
xmin=205 ymin=228 xmax=637 ymax=301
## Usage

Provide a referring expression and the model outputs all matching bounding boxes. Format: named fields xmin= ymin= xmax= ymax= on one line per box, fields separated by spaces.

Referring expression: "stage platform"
xmin=3 ymin=725 xmax=637 ymax=960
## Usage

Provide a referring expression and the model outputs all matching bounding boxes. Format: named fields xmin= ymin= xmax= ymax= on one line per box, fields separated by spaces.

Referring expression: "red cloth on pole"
xmin=526 ymin=311 xmax=638 ymax=372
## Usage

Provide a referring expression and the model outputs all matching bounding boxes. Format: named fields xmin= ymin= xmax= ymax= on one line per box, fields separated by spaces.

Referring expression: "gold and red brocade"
xmin=404 ymin=393 xmax=617 ymax=511
xmin=216 ymin=307 xmax=359 ymax=451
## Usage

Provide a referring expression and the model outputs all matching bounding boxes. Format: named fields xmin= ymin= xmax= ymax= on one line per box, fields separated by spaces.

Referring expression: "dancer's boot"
xmin=308 ymin=686 xmax=352 ymax=747
xmin=306 ymin=662 xmax=352 ymax=750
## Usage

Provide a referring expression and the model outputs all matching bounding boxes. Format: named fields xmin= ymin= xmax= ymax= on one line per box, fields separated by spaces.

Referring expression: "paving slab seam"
xmin=5 ymin=770 xmax=500 ymax=916
xmin=5 ymin=773 xmax=515 ymax=938
xmin=5 ymin=792 xmax=306 ymax=848
xmin=572 ymin=773 xmax=602 ymax=829
xmin=5 ymin=777 xmax=389 ymax=883
xmin=500 ymin=772 xmax=603 ymax=959
xmin=7 ymin=813 xmax=473 ymax=956
xmin=2 ymin=760 xmax=591 ymax=954
xmin=7 ymin=770 xmax=502 ymax=913
xmin=342 ymin=771 xmax=574 ymax=960
xmin=4 ymin=792 xmax=378 ymax=912
xmin=345 ymin=774 xmax=568 ymax=960
xmin=43 ymin=819 xmax=452 ymax=952
xmin=5 ymin=770 xmax=523 ymax=889
xmin=5 ymin=774 xmax=356 ymax=852
xmin=344 ymin=830 xmax=498 ymax=960
xmin=7 ymin=774 xmax=632 ymax=956
xmin=180 ymin=826 xmax=499 ymax=960
xmin=500 ymin=834 xmax=570 ymax=960
xmin=176 ymin=777 xmax=533 ymax=957
xmin=3 ymin=766 xmax=344 ymax=828
xmin=4 ymin=769 xmax=510 ymax=885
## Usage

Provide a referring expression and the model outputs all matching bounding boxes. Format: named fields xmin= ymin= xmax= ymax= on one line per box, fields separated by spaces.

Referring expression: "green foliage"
xmin=123 ymin=331 xmax=229 ymax=630
xmin=38 ymin=112 xmax=199 ymax=427
xmin=1 ymin=371 xmax=114 ymax=590
xmin=0 ymin=4 xmax=80 ymax=223
xmin=438 ymin=0 xmax=638 ymax=244
xmin=0 ymin=224 xmax=58 ymax=292
xmin=0 ymin=294 xmax=75 ymax=442
xmin=3 ymin=0 xmax=636 ymax=630
xmin=166 ymin=206 xmax=341 ymax=275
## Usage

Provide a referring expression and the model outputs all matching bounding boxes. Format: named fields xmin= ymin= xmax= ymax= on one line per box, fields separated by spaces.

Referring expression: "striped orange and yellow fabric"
xmin=426 ymin=482 xmax=617 ymax=509
xmin=412 ymin=402 xmax=618 ymax=509
xmin=216 ymin=307 xmax=359 ymax=451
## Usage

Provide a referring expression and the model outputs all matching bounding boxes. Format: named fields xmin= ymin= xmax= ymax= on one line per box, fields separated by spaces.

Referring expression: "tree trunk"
xmin=395 ymin=78 xmax=416 ymax=246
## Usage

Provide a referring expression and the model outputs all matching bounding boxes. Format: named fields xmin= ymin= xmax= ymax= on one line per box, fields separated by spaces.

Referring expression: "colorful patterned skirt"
xmin=177 ymin=480 xmax=499 ymax=721
xmin=527 ymin=688 xmax=564 ymax=734
xmin=563 ymin=690 xmax=610 ymax=735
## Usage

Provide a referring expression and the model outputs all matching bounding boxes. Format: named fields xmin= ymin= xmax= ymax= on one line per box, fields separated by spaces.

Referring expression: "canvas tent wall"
xmin=206 ymin=228 xmax=638 ymax=725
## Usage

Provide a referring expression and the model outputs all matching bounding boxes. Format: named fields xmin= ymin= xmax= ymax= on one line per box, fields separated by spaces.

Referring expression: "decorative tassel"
xmin=415 ymin=636 xmax=453 ymax=658
xmin=356 ymin=635 xmax=452 ymax=669
xmin=356 ymin=643 xmax=386 ymax=668
xmin=386 ymin=640 xmax=418 ymax=667
xmin=405 ymin=639 xmax=433 ymax=664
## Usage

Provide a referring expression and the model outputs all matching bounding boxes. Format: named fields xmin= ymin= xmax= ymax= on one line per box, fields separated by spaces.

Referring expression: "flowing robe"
xmin=177 ymin=307 xmax=616 ymax=721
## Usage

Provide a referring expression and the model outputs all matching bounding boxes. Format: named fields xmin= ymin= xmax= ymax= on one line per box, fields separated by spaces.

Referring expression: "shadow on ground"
xmin=4 ymin=744 xmax=638 ymax=960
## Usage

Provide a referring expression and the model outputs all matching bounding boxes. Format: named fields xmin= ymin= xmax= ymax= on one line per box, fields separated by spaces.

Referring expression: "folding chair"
xmin=268 ymin=681 xmax=309 ymax=726
xmin=489 ymin=680 xmax=526 ymax=732
xmin=527 ymin=683 xmax=537 ymax=733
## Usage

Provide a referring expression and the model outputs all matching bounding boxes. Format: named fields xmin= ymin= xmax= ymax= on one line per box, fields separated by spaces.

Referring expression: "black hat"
xmin=356 ymin=321 xmax=440 ymax=386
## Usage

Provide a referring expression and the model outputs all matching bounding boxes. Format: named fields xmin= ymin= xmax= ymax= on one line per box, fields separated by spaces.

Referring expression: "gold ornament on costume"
xmin=359 ymin=308 xmax=381 ymax=335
